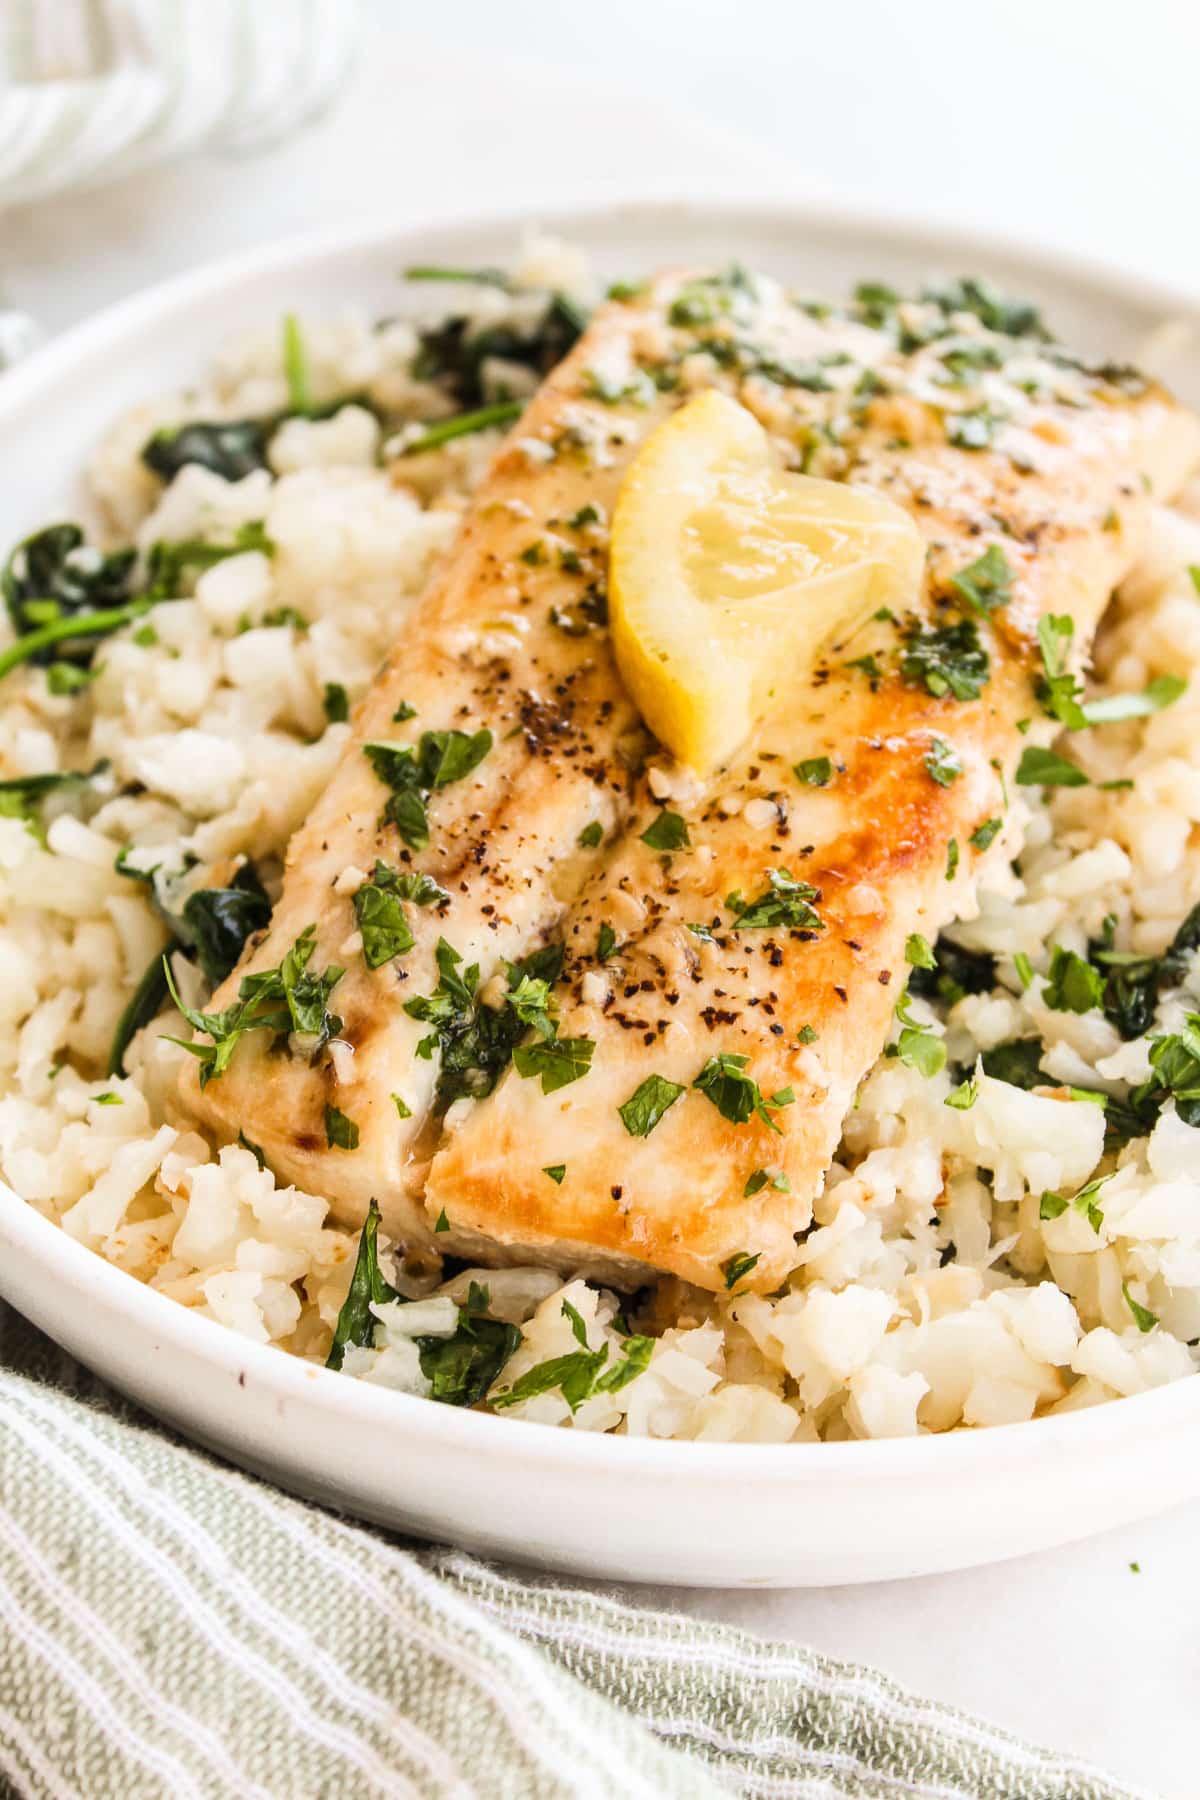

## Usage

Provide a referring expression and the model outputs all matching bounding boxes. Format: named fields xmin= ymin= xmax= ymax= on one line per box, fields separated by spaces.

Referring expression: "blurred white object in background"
xmin=0 ymin=0 xmax=360 ymax=206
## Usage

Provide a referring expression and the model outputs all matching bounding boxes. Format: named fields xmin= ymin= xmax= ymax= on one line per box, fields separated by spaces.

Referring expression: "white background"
xmin=3 ymin=2 xmax=1198 ymax=1794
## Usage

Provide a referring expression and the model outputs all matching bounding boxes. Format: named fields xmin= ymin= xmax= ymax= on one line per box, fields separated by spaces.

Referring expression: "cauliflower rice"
xmin=1 ymin=240 xmax=1198 ymax=1443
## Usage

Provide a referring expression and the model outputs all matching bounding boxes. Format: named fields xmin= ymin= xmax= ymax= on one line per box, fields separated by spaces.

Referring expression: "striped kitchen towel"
xmin=0 ymin=1303 xmax=1145 ymax=1800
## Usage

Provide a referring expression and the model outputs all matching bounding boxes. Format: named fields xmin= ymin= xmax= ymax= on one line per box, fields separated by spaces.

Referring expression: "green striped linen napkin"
xmin=0 ymin=1304 xmax=1143 ymax=1800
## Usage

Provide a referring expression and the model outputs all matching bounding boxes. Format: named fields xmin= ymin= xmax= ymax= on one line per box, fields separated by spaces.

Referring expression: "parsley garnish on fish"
xmin=1015 ymin=745 xmax=1088 ymax=787
xmin=924 ymin=736 xmax=962 ymax=786
xmin=618 ymin=1074 xmax=686 ymax=1137
xmin=543 ymin=1164 xmax=566 ymax=1184
xmin=725 ymin=868 xmax=822 ymax=932
xmin=324 ymin=1105 xmax=359 ymax=1150
xmin=693 ymin=1053 xmax=793 ymax=1133
xmin=902 ymin=618 xmax=989 ymax=702
xmin=944 ymin=408 xmax=1005 ymax=451
xmin=969 ymin=817 xmax=1002 ymax=850
xmin=640 ymin=809 xmax=690 ymax=852
xmin=434 ymin=1209 xmax=449 ymax=1232
xmin=794 ymin=756 xmax=833 ymax=787
xmin=364 ymin=727 xmax=493 ymax=851
xmin=947 ymin=544 xmax=1013 ymax=616
xmin=512 ymin=1036 xmax=596 ymax=1094
xmin=404 ymin=938 xmax=570 ymax=1108
xmin=945 ymin=838 xmax=959 ymax=880
xmin=721 ymin=1250 xmax=761 ymax=1290
xmin=596 ymin=923 xmax=617 ymax=961
xmin=743 ymin=1169 xmax=788 ymax=1197
xmin=905 ymin=934 xmax=936 ymax=970
xmin=163 ymin=922 xmax=343 ymax=1087
xmin=353 ymin=865 xmax=416 ymax=969
xmin=578 ymin=820 xmax=604 ymax=849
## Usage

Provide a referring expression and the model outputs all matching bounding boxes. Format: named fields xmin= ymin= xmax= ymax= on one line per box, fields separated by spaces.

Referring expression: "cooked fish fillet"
xmin=180 ymin=268 xmax=1200 ymax=1293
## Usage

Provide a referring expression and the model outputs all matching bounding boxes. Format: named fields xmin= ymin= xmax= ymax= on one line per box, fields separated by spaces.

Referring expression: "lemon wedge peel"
xmin=609 ymin=390 xmax=926 ymax=775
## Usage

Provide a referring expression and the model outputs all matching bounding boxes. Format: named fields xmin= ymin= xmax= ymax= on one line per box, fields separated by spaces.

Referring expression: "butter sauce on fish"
xmin=179 ymin=267 xmax=1200 ymax=1294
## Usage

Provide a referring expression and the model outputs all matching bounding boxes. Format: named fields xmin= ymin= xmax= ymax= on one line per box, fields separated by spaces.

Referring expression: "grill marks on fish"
xmin=178 ymin=267 xmax=1200 ymax=1293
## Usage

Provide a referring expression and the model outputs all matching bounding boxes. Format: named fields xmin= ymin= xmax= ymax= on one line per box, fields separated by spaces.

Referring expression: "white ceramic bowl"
xmin=1 ymin=200 xmax=1198 ymax=1588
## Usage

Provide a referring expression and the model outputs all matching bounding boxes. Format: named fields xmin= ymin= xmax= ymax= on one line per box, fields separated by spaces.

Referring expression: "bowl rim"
xmin=1 ymin=193 xmax=1197 ymax=1482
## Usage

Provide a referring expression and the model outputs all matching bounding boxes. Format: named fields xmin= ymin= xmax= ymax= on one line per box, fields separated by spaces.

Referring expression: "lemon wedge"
xmin=609 ymin=390 xmax=926 ymax=773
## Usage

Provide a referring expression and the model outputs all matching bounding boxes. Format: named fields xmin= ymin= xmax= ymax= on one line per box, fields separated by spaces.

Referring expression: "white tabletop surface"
xmin=2 ymin=6 xmax=1197 ymax=1795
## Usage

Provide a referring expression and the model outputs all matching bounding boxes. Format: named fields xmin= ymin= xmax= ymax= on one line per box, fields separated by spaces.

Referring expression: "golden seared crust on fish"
xmin=178 ymin=266 xmax=1200 ymax=1292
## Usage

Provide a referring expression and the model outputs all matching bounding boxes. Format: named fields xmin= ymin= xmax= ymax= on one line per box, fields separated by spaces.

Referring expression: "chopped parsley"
xmin=1043 ymin=946 xmax=1105 ymax=1014
xmin=969 ymin=816 xmax=1002 ymax=850
xmin=947 ymin=544 xmax=1013 ymax=617
xmin=618 ymin=1073 xmax=686 ymax=1137
xmin=945 ymin=838 xmax=959 ymax=880
xmin=794 ymin=756 xmax=833 ymax=787
xmin=1040 ymin=1172 xmax=1110 ymax=1234
xmin=888 ymin=991 xmax=947 ymax=1078
xmin=325 ymin=1200 xmax=398 ymax=1370
xmin=844 ymin=652 xmax=883 ymax=688
xmin=392 ymin=1093 xmax=412 ymax=1119
xmin=353 ymin=864 xmax=416 ymax=969
xmin=1015 ymin=745 xmax=1088 ymax=788
xmin=490 ymin=1303 xmax=653 ymax=1411
xmin=596 ymin=923 xmax=617 ymax=961
xmin=640 ymin=809 xmax=690 ymax=852
xmin=1122 ymin=1283 xmax=1158 ymax=1333
xmin=363 ymin=727 xmax=493 ymax=850
xmin=324 ymin=1105 xmax=359 ymax=1150
xmin=326 ymin=1213 xmax=524 ymax=1405
xmin=543 ymin=1164 xmax=566 ymax=1184
xmin=512 ymin=1035 xmax=595 ymax=1094
xmin=797 ymin=1024 xmax=818 ymax=1044
xmin=163 ymin=922 xmax=343 ymax=1087
xmin=404 ymin=938 xmax=566 ymax=1109
xmin=1080 ymin=674 xmax=1186 ymax=725
xmin=945 ymin=1073 xmax=978 ymax=1110
xmin=323 ymin=682 xmax=350 ymax=723
xmin=743 ymin=1168 xmax=789 ymax=1197
xmin=944 ymin=407 xmax=1004 ymax=451
xmin=693 ymin=1053 xmax=793 ymax=1133
xmin=725 ymin=868 xmax=821 ymax=932
xmin=905 ymin=933 xmax=936 ymax=970
xmin=901 ymin=618 xmax=989 ymax=702
xmin=434 ymin=1208 xmax=450 ymax=1233
xmin=1034 ymin=613 xmax=1086 ymax=729
xmin=393 ymin=701 xmax=418 ymax=723
xmin=578 ymin=820 xmax=604 ymax=849
xmin=721 ymin=1250 xmax=761 ymax=1290
xmin=924 ymin=736 xmax=962 ymax=786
